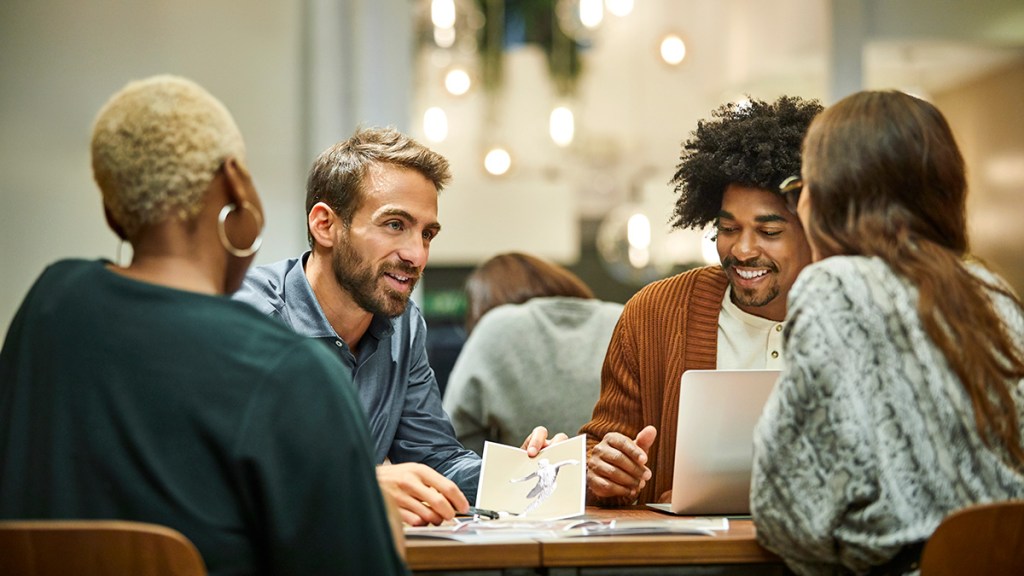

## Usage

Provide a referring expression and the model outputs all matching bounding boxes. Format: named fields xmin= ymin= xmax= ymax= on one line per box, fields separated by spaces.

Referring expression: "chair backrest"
xmin=0 ymin=520 xmax=207 ymax=576
xmin=919 ymin=500 xmax=1024 ymax=576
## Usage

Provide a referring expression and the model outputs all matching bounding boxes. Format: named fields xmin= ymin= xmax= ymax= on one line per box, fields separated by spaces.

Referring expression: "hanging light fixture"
xmin=431 ymin=0 xmax=457 ymax=47
xmin=434 ymin=26 xmax=456 ymax=48
xmin=444 ymin=67 xmax=472 ymax=96
xmin=549 ymin=106 xmax=575 ymax=147
xmin=659 ymin=33 xmax=686 ymax=66
xmin=626 ymin=211 xmax=652 ymax=268
xmin=580 ymin=0 xmax=604 ymax=29
xmin=605 ymin=0 xmax=634 ymax=17
xmin=431 ymin=0 xmax=456 ymax=28
xmin=483 ymin=146 xmax=512 ymax=176
xmin=423 ymin=107 xmax=449 ymax=143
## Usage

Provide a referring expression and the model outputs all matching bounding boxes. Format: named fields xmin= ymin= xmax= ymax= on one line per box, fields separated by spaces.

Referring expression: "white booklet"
xmin=405 ymin=516 xmax=729 ymax=542
xmin=475 ymin=434 xmax=587 ymax=520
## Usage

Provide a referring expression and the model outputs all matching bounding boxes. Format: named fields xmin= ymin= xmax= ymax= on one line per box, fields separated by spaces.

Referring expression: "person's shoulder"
xmin=794 ymin=255 xmax=886 ymax=290
xmin=524 ymin=296 xmax=623 ymax=313
xmin=221 ymin=307 xmax=350 ymax=386
xmin=37 ymin=258 xmax=103 ymax=281
xmin=266 ymin=333 xmax=346 ymax=380
xmin=790 ymin=255 xmax=893 ymax=313
xmin=549 ymin=297 xmax=625 ymax=320
xmin=965 ymin=259 xmax=1016 ymax=294
xmin=595 ymin=299 xmax=626 ymax=325
xmin=483 ymin=300 xmax=536 ymax=323
xmin=45 ymin=257 xmax=99 ymax=271
xmin=463 ymin=301 xmax=530 ymax=341
xmin=203 ymin=297 xmax=306 ymax=344
xmin=24 ymin=259 xmax=112 ymax=299
xmin=233 ymin=256 xmax=303 ymax=313
xmin=487 ymin=297 xmax=621 ymax=328
xmin=964 ymin=259 xmax=1024 ymax=327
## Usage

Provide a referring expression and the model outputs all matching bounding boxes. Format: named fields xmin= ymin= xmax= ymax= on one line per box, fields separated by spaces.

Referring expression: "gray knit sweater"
xmin=443 ymin=297 xmax=624 ymax=455
xmin=752 ymin=255 xmax=1024 ymax=576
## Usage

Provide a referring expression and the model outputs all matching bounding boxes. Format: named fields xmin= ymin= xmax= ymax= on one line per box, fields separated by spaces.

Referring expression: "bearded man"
xmin=235 ymin=127 xmax=561 ymax=526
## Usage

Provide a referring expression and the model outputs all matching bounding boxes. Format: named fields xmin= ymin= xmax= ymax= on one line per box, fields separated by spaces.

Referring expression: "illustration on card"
xmin=475 ymin=434 xmax=586 ymax=520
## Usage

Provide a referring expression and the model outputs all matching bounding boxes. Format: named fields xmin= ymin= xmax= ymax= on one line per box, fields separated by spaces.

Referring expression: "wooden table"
xmin=406 ymin=507 xmax=787 ymax=575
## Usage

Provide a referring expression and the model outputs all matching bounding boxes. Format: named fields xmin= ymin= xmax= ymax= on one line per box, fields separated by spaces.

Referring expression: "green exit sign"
xmin=422 ymin=290 xmax=467 ymax=318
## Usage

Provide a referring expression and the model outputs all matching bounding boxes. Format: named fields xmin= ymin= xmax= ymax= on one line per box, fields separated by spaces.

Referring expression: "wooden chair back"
xmin=919 ymin=500 xmax=1024 ymax=575
xmin=0 ymin=520 xmax=207 ymax=576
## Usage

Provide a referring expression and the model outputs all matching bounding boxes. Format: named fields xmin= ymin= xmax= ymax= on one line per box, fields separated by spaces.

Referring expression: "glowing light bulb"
xmin=444 ymin=68 xmax=471 ymax=96
xmin=605 ymin=0 xmax=634 ymax=17
xmin=423 ymin=107 xmax=448 ymax=143
xmin=549 ymin=106 xmax=575 ymax=147
xmin=627 ymin=212 xmax=652 ymax=249
xmin=433 ymin=26 xmax=456 ymax=48
xmin=484 ymin=147 xmax=512 ymax=176
xmin=431 ymin=0 xmax=456 ymax=29
xmin=660 ymin=34 xmax=686 ymax=65
xmin=580 ymin=0 xmax=604 ymax=28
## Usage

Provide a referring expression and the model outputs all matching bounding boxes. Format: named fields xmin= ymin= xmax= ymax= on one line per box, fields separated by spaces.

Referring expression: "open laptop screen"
xmin=663 ymin=369 xmax=780 ymax=516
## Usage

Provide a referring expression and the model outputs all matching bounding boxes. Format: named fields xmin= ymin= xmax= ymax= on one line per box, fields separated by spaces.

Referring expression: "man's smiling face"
xmin=715 ymin=184 xmax=812 ymax=322
xmin=331 ymin=163 xmax=441 ymax=318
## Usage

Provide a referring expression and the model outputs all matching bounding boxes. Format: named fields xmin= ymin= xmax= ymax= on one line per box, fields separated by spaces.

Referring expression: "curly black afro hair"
xmin=669 ymin=95 xmax=823 ymax=230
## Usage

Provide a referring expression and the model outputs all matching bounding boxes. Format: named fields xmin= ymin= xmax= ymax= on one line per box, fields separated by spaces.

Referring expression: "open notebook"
xmin=649 ymin=369 xmax=780 ymax=516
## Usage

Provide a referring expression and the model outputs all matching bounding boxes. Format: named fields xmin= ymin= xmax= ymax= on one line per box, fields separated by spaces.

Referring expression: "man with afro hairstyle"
xmin=580 ymin=96 xmax=822 ymax=506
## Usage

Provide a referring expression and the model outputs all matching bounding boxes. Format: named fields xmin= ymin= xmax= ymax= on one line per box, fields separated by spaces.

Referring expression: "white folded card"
xmin=475 ymin=434 xmax=586 ymax=520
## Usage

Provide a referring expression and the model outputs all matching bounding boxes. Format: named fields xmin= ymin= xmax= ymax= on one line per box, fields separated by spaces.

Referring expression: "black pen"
xmin=457 ymin=506 xmax=500 ymax=520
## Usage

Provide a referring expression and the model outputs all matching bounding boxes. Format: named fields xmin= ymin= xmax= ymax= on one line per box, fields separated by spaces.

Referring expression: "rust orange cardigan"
xmin=580 ymin=265 xmax=728 ymax=506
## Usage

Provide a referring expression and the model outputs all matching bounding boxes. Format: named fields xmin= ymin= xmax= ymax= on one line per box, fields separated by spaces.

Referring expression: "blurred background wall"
xmin=2 ymin=0 xmax=1022 ymax=342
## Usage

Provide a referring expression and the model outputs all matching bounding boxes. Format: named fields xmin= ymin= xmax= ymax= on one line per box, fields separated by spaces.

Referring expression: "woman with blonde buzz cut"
xmin=0 ymin=75 xmax=407 ymax=575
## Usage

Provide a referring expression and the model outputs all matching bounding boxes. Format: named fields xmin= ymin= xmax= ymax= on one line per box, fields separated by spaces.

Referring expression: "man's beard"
xmin=331 ymin=241 xmax=420 ymax=318
xmin=722 ymin=256 xmax=780 ymax=309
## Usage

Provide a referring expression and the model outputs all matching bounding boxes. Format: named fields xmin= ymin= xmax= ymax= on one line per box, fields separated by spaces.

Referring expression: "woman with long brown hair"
xmin=751 ymin=90 xmax=1024 ymax=576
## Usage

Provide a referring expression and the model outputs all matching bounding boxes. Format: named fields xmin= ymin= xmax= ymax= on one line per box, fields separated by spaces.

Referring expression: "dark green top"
xmin=0 ymin=259 xmax=408 ymax=576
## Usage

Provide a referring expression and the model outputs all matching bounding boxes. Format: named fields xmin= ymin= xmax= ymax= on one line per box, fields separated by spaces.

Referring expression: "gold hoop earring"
xmin=218 ymin=201 xmax=264 ymax=258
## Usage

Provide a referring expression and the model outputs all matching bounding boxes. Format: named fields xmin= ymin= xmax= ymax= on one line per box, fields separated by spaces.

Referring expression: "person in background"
xmin=580 ymin=96 xmax=822 ymax=506
xmin=0 ymin=76 xmax=406 ymax=575
xmin=444 ymin=252 xmax=624 ymax=455
xmin=234 ymin=129 xmax=563 ymax=526
xmin=751 ymin=90 xmax=1024 ymax=576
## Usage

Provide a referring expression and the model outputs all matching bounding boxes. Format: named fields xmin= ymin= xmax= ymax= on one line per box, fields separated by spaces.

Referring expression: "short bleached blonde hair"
xmin=91 ymin=75 xmax=246 ymax=238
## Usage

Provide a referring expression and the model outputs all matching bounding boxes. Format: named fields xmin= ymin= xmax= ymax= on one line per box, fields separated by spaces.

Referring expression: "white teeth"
xmin=736 ymin=269 xmax=768 ymax=280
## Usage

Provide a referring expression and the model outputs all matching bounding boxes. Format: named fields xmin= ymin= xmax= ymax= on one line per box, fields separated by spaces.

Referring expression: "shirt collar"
xmin=721 ymin=285 xmax=784 ymax=330
xmin=283 ymin=251 xmax=396 ymax=341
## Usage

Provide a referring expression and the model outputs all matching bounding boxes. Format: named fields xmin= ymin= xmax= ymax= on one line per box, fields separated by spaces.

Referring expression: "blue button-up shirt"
xmin=233 ymin=252 xmax=481 ymax=500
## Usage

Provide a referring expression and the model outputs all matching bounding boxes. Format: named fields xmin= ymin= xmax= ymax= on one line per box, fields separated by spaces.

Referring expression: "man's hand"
xmin=376 ymin=462 xmax=469 ymax=526
xmin=520 ymin=426 xmax=570 ymax=457
xmin=586 ymin=425 xmax=657 ymax=501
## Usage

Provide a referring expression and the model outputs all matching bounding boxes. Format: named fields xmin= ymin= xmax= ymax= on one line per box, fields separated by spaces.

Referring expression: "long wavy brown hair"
xmin=801 ymin=90 xmax=1024 ymax=468
xmin=464 ymin=252 xmax=594 ymax=334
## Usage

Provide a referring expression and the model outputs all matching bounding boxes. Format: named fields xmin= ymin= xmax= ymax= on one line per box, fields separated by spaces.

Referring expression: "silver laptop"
xmin=648 ymin=369 xmax=780 ymax=516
